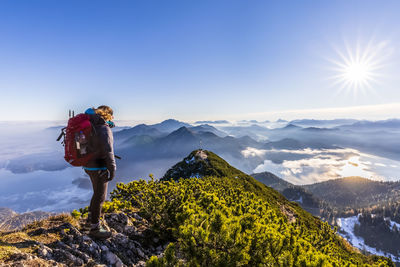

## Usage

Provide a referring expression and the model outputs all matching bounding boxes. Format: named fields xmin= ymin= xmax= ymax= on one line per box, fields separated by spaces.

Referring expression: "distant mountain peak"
xmin=175 ymin=125 xmax=191 ymax=131
xmin=168 ymin=126 xmax=194 ymax=136
xmin=134 ymin=123 xmax=151 ymax=128
xmin=238 ymin=135 xmax=256 ymax=141
xmin=160 ymin=119 xmax=183 ymax=124
xmin=283 ymin=124 xmax=301 ymax=129
xmin=189 ymin=124 xmax=227 ymax=137
xmin=150 ymin=119 xmax=192 ymax=133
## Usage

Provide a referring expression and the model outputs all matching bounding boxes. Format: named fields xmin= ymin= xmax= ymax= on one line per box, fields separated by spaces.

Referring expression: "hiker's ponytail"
xmin=95 ymin=105 xmax=113 ymax=122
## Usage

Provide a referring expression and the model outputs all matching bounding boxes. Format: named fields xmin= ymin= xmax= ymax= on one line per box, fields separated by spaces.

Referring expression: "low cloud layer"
xmin=241 ymin=147 xmax=268 ymax=158
xmin=0 ymin=167 xmax=92 ymax=212
xmin=249 ymin=147 xmax=400 ymax=185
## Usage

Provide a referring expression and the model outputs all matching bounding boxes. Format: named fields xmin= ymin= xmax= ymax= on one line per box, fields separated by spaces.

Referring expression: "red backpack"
xmin=57 ymin=112 xmax=94 ymax=166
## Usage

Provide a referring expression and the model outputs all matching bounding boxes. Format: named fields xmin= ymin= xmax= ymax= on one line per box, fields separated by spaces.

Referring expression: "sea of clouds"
xmin=242 ymin=147 xmax=400 ymax=185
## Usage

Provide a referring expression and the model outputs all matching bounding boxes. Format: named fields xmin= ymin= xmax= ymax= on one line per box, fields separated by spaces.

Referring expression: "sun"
xmin=343 ymin=62 xmax=370 ymax=83
xmin=328 ymin=40 xmax=389 ymax=94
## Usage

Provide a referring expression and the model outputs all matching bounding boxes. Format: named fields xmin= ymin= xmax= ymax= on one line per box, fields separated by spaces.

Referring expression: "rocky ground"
xmin=0 ymin=212 xmax=167 ymax=267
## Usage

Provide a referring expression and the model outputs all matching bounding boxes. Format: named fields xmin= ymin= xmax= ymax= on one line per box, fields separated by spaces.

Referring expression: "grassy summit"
xmin=161 ymin=149 xmax=247 ymax=181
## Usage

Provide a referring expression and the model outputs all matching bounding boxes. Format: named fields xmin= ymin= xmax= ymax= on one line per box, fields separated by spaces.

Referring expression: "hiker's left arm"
xmin=99 ymin=126 xmax=116 ymax=178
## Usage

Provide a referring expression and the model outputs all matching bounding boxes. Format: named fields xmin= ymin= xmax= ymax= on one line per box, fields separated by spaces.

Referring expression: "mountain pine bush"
xmin=109 ymin=176 xmax=393 ymax=266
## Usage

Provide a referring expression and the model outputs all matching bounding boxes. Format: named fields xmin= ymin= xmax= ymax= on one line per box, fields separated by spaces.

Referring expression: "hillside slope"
xmin=251 ymin=171 xmax=293 ymax=191
xmin=251 ymin=172 xmax=323 ymax=215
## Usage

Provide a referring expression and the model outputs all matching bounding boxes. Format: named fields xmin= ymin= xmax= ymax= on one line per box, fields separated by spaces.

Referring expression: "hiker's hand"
xmin=99 ymin=170 xmax=110 ymax=181
xmin=99 ymin=169 xmax=115 ymax=182
xmin=106 ymin=169 xmax=115 ymax=182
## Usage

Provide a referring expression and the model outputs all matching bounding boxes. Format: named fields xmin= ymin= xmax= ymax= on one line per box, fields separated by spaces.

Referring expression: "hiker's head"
xmin=95 ymin=105 xmax=114 ymax=122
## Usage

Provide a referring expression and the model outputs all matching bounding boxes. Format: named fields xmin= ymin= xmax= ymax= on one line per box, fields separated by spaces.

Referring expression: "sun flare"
xmin=328 ymin=40 xmax=390 ymax=95
xmin=335 ymin=53 xmax=376 ymax=91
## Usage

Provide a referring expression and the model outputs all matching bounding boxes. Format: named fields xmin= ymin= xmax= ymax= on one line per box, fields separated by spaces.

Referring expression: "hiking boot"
xmin=89 ymin=225 xmax=112 ymax=240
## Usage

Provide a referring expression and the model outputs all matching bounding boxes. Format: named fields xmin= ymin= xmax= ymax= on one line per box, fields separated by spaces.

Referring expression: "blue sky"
xmin=1 ymin=0 xmax=400 ymax=122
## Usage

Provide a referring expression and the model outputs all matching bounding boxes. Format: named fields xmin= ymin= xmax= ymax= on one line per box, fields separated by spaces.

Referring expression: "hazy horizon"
xmin=1 ymin=113 xmax=400 ymax=126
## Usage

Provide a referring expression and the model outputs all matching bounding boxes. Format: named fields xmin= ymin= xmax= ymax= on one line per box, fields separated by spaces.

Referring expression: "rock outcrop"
xmin=0 ymin=212 xmax=167 ymax=267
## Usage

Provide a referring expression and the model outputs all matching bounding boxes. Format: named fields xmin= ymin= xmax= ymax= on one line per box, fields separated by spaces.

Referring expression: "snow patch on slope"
xmin=337 ymin=215 xmax=399 ymax=261
xmin=386 ymin=217 xmax=400 ymax=231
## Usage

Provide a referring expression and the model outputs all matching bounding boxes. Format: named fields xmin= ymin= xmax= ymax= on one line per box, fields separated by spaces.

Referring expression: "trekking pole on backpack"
xmin=56 ymin=127 xmax=67 ymax=142
xmin=57 ymin=109 xmax=75 ymax=144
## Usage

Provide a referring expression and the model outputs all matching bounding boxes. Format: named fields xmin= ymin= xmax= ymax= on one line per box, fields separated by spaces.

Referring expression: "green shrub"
xmin=108 ymin=177 xmax=393 ymax=266
xmin=71 ymin=209 xmax=81 ymax=219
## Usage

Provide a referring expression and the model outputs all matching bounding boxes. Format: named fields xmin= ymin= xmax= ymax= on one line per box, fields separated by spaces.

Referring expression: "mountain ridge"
xmin=303 ymin=176 xmax=400 ymax=208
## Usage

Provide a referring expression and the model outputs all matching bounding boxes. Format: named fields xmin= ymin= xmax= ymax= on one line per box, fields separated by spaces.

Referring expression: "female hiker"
xmin=83 ymin=105 xmax=116 ymax=239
